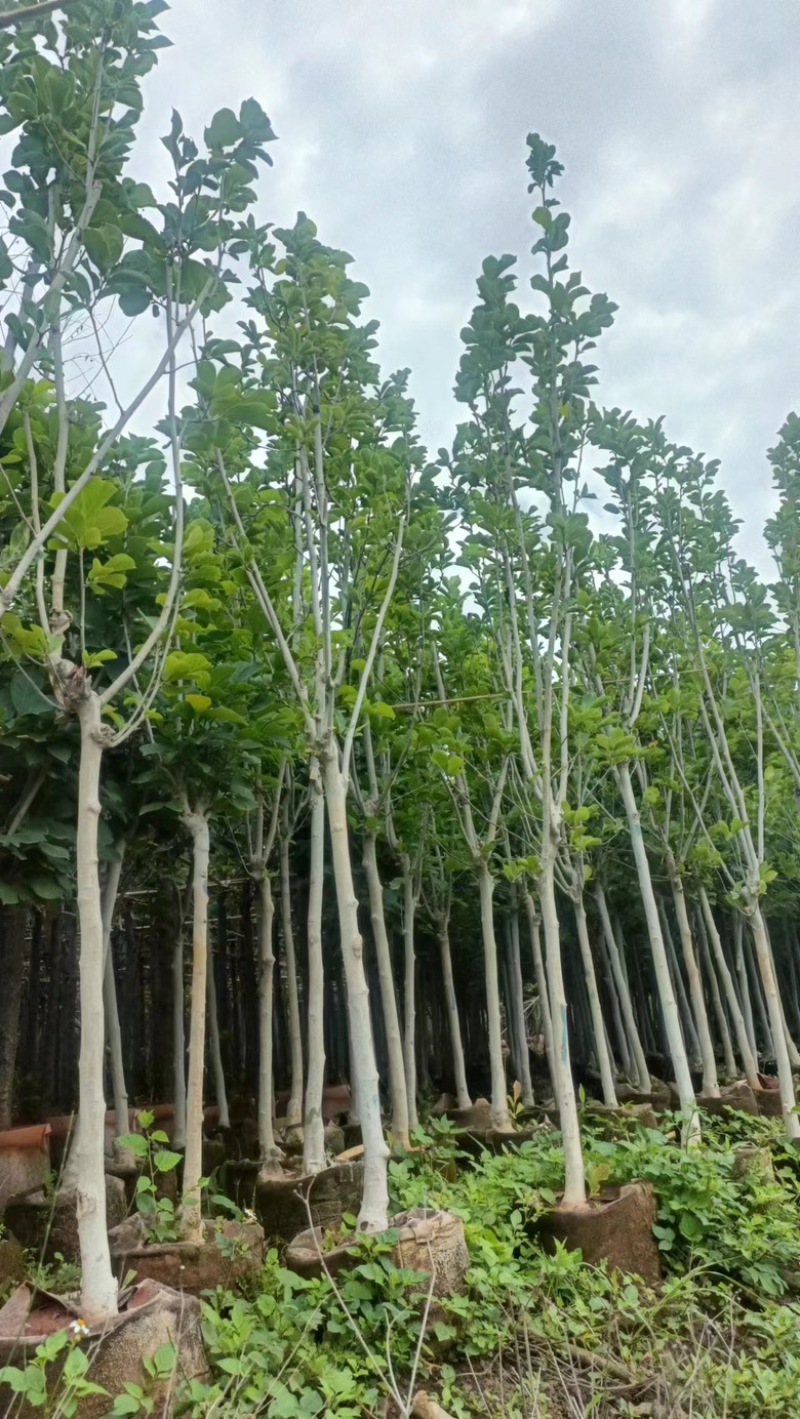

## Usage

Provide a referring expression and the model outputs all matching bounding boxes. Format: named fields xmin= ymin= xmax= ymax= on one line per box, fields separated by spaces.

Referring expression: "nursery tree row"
xmin=2 ymin=0 xmax=800 ymax=1326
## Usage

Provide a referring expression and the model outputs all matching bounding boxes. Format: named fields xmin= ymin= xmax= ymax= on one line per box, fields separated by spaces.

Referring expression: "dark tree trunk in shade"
xmin=240 ymin=879 xmax=259 ymax=1088
xmin=44 ymin=914 xmax=63 ymax=1114
xmin=0 ymin=905 xmax=29 ymax=1129
xmin=21 ymin=910 xmax=43 ymax=1104
xmin=216 ymin=892 xmax=232 ymax=1080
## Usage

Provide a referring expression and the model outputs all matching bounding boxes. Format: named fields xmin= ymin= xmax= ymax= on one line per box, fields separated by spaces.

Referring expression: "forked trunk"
xmin=303 ymin=767 xmax=327 ymax=1174
xmin=362 ymin=832 xmax=410 ymax=1147
xmin=668 ymin=865 xmax=719 ymax=1097
xmin=281 ymin=836 xmax=304 ymax=1130
xmin=256 ymin=873 xmax=282 ymax=1176
xmin=401 ymin=860 xmax=419 ymax=1132
xmin=323 ymin=749 xmax=389 ymax=1231
xmin=573 ymin=893 xmax=617 ymax=1107
xmin=538 ymin=851 xmax=584 ymax=1204
xmin=76 ymin=691 xmax=118 ymax=1325
xmin=477 ymin=860 xmax=511 ymax=1130
xmin=437 ymin=920 xmax=471 ymax=1110
xmin=617 ymin=762 xmax=698 ymax=1142
xmin=181 ymin=806 xmax=210 ymax=1241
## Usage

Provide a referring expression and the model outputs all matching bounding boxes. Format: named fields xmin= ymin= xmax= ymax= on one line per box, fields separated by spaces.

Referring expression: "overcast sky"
xmin=133 ymin=0 xmax=800 ymax=572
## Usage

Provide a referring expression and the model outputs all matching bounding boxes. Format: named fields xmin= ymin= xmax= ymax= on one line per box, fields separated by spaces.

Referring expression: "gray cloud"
xmin=118 ymin=0 xmax=800 ymax=571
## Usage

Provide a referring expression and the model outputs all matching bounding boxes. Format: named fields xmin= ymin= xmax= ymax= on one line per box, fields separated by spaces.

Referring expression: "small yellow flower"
xmin=244 ymin=1208 xmax=256 ymax=1222
xmin=70 ymin=1318 xmax=89 ymax=1340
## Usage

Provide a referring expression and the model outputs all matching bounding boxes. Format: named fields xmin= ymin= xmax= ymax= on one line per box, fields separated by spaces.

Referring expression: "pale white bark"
xmin=669 ymin=866 xmax=719 ymax=1097
xmin=698 ymin=888 xmax=759 ymax=1089
xmin=539 ymin=859 xmax=585 ymax=1202
xmin=303 ymin=765 xmax=327 ymax=1174
xmin=477 ymin=861 xmax=512 ymax=1130
xmin=617 ymin=762 xmax=699 ymax=1142
xmin=749 ymin=905 xmax=800 ymax=1136
xmin=401 ymin=857 xmax=419 ymax=1132
xmin=573 ymin=894 xmax=618 ymax=1107
xmin=207 ymin=935 xmax=230 ymax=1130
xmin=362 ymin=832 xmax=410 ymax=1146
xmin=181 ymin=807 xmax=210 ymax=1241
xmin=323 ymin=750 xmax=389 ymax=1230
xmin=437 ymin=920 xmax=471 ymax=1111
xmin=281 ymin=835 xmax=304 ymax=1130
xmin=256 ymin=873 xmax=282 ymax=1176
xmin=76 ymin=692 xmax=118 ymax=1325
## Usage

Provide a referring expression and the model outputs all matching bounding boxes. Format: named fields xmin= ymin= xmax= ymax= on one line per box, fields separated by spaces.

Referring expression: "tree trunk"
xmin=181 ymin=807 xmax=210 ymax=1241
xmin=101 ymin=855 xmax=129 ymax=1150
xmin=207 ymin=931 xmax=230 ymax=1129
xmin=698 ymin=888 xmax=758 ymax=1088
xmin=507 ymin=904 xmax=534 ymax=1107
xmin=362 ymin=832 xmax=410 ymax=1147
xmin=75 ymin=691 xmax=118 ymax=1325
xmin=573 ymin=892 xmax=617 ymax=1107
xmin=596 ymin=914 xmax=632 ymax=1078
xmin=617 ymin=762 xmax=698 ymax=1140
xmin=749 ymin=904 xmax=800 ymax=1136
xmin=0 ymin=906 xmax=28 ymax=1131
xmin=323 ymin=750 xmax=389 ymax=1231
xmin=256 ymin=873 xmax=281 ymax=1176
xmin=695 ymin=905 xmax=736 ymax=1079
xmin=437 ymin=920 xmax=471 ymax=1110
xmin=303 ymin=766 xmax=327 ymax=1174
xmin=668 ymin=865 xmax=719 ymax=1097
xmin=660 ymin=898 xmax=702 ymax=1069
xmin=401 ymin=860 xmax=419 ymax=1132
xmin=538 ymin=850 xmax=585 ymax=1203
xmin=476 ymin=860 xmax=511 ymax=1130
xmin=172 ymin=923 xmax=187 ymax=1151
xmin=523 ymin=891 xmax=558 ymax=1102
xmin=732 ymin=915 xmax=758 ymax=1059
xmin=281 ymin=836 xmax=304 ymax=1130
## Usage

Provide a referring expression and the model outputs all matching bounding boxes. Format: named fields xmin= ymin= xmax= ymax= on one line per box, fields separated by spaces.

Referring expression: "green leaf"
xmin=10 ymin=673 xmax=51 ymax=717
xmin=117 ymin=1133 xmax=149 ymax=1158
xmin=29 ymin=876 xmax=62 ymax=901
xmin=204 ymin=108 xmax=242 ymax=149
xmin=50 ymin=481 xmax=128 ymax=552
xmin=163 ymin=651 xmax=213 ymax=684
xmin=186 ymin=693 xmax=212 ymax=713
xmin=678 ymin=1211 xmax=703 ymax=1242
xmin=153 ymin=1149 xmax=183 ymax=1173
